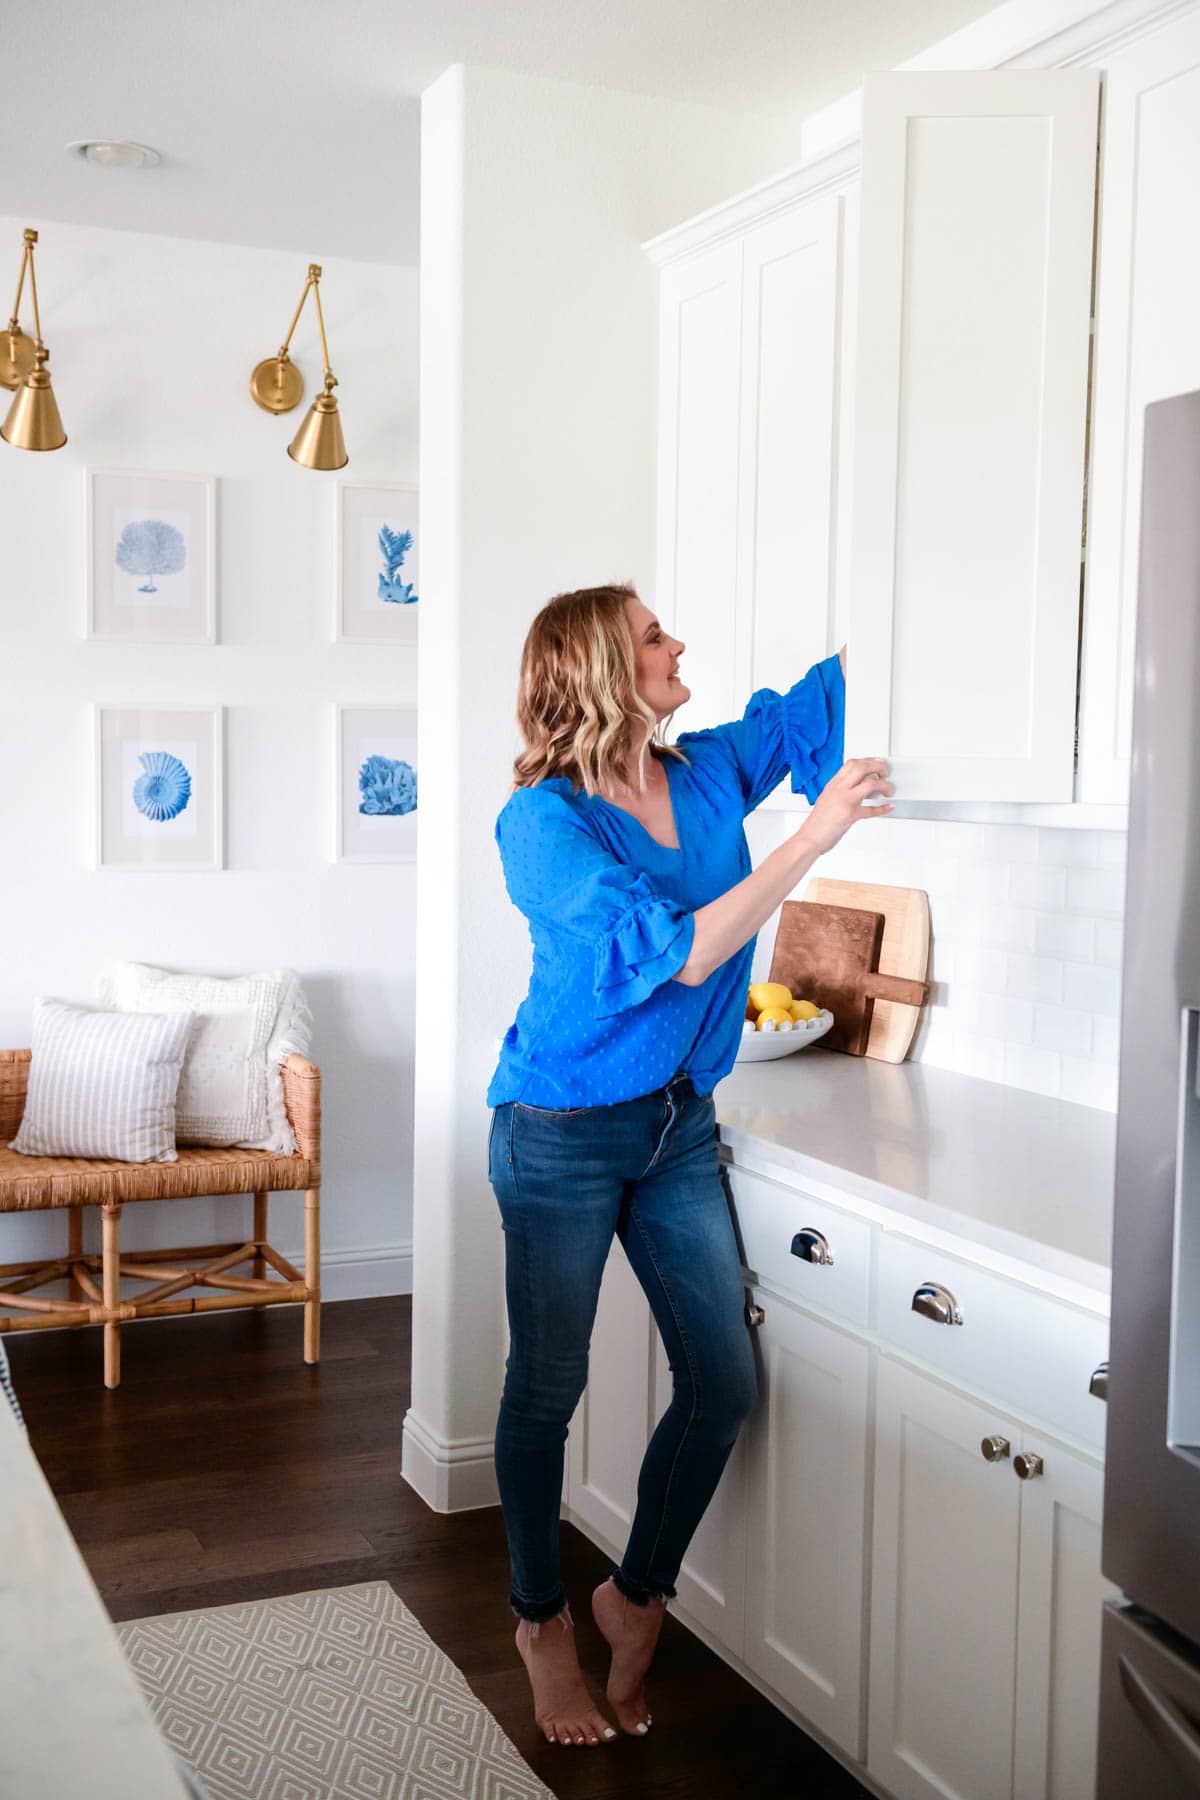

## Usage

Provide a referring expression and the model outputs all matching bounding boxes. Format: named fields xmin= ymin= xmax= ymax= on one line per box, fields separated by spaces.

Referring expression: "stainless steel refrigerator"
xmin=1097 ymin=387 xmax=1200 ymax=1795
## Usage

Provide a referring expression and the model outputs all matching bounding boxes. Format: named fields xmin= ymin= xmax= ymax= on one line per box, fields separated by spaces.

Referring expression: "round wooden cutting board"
xmin=801 ymin=878 xmax=932 ymax=1063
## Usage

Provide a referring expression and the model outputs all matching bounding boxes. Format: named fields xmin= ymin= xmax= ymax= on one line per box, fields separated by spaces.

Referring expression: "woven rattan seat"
xmin=0 ymin=1048 xmax=322 ymax=1388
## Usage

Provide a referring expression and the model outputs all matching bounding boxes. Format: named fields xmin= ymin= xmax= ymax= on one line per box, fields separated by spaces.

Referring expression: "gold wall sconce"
xmin=2 ymin=227 xmax=67 ymax=452
xmin=249 ymin=262 xmax=348 ymax=470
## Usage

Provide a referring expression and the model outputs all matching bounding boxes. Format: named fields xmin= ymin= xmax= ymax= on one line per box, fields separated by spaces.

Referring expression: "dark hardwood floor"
xmin=8 ymin=1296 xmax=869 ymax=1800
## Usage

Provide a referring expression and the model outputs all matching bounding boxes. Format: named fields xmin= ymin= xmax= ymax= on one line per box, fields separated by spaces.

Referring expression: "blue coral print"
xmin=377 ymin=524 xmax=417 ymax=606
xmin=358 ymin=755 xmax=417 ymax=816
xmin=115 ymin=519 xmax=187 ymax=594
xmin=133 ymin=751 xmax=192 ymax=821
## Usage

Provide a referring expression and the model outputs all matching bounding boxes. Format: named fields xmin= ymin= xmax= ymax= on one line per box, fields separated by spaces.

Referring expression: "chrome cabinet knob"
xmin=912 ymin=1282 xmax=964 ymax=1326
xmin=745 ymin=1302 xmax=766 ymax=1328
xmin=1014 ymin=1452 xmax=1044 ymax=1481
xmin=1089 ymin=1362 xmax=1109 ymax=1401
xmin=981 ymin=1435 xmax=1011 ymax=1462
xmin=791 ymin=1228 xmax=834 ymax=1266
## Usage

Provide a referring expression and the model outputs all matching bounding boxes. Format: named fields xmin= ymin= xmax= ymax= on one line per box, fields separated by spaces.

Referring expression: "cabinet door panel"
xmin=744 ymin=1294 xmax=870 ymax=1757
xmin=869 ymin=1356 xmax=1021 ymax=1800
xmin=655 ymin=242 xmax=743 ymax=731
xmin=1014 ymin=1437 xmax=1120 ymax=1800
xmin=651 ymin=1332 xmax=747 ymax=1653
xmin=847 ymin=71 xmax=1098 ymax=801
xmin=735 ymin=198 xmax=841 ymax=763
xmin=1079 ymin=14 xmax=1200 ymax=802
xmin=566 ymin=1245 xmax=653 ymax=1553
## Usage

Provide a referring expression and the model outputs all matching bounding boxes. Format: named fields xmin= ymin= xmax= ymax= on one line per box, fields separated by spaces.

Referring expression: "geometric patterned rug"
xmin=115 ymin=1580 xmax=556 ymax=1800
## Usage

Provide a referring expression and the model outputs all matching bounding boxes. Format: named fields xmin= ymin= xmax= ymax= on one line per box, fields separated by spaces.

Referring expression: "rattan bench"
xmin=0 ymin=1048 xmax=321 ymax=1389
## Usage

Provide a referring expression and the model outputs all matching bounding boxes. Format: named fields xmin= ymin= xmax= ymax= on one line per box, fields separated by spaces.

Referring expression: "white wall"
xmin=0 ymin=215 xmax=420 ymax=1293
xmin=406 ymin=64 xmax=817 ymax=1509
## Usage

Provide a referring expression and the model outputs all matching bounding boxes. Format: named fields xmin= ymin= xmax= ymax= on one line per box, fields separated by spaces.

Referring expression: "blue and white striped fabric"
xmin=9 ymin=998 xmax=194 ymax=1164
xmin=0 ymin=1337 xmax=24 ymax=1430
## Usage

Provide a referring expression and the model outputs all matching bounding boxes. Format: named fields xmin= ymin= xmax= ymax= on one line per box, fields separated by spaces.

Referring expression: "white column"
xmin=404 ymin=64 xmax=803 ymax=1511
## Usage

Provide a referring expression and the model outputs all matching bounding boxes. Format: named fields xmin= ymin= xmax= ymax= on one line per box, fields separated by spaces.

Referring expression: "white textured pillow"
xmin=98 ymin=964 xmax=313 ymax=1154
xmin=11 ymin=998 xmax=193 ymax=1163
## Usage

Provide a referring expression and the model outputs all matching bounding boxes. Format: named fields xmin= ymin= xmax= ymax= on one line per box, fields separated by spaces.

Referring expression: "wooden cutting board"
xmin=802 ymin=878 xmax=932 ymax=1063
xmin=765 ymin=901 xmax=929 ymax=1057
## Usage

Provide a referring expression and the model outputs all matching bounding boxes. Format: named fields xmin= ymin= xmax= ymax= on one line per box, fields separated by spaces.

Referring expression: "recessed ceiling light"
xmin=66 ymin=140 xmax=161 ymax=170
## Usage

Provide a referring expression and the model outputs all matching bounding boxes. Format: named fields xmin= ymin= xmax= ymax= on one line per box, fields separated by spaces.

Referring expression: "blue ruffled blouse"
xmin=486 ymin=653 xmax=845 ymax=1109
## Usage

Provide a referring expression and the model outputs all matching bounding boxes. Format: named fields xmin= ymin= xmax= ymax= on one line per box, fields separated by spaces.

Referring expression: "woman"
xmin=486 ymin=582 xmax=892 ymax=1749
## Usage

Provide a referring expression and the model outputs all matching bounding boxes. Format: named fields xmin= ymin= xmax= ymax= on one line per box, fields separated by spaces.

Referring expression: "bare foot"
xmin=514 ymin=1606 xmax=618 ymax=1746
xmin=591 ymin=1576 xmax=665 ymax=1735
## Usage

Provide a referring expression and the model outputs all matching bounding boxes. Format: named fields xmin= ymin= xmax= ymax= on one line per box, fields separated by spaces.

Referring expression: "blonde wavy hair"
xmin=510 ymin=583 xmax=690 ymax=797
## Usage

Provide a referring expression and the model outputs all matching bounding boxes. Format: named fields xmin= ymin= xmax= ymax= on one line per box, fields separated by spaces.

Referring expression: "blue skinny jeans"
xmin=487 ymin=1069 xmax=758 ymax=1624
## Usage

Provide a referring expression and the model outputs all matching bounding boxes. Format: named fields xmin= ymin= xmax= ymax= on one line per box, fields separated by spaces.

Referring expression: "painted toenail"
xmin=636 ymin=1722 xmax=649 ymax=1734
xmin=603 ymin=1728 xmax=617 ymax=1739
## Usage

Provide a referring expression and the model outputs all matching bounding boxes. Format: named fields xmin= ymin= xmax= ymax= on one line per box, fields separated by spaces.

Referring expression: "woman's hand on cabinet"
xmin=800 ymin=757 xmax=893 ymax=854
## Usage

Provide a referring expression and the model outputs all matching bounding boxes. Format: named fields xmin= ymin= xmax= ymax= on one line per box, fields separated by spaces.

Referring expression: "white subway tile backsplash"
xmin=775 ymin=813 xmax=1127 ymax=1109
xmin=1008 ymin=863 xmax=1068 ymax=910
xmin=1034 ymin=912 xmax=1096 ymax=962
xmin=1032 ymin=1003 xmax=1095 ymax=1056
xmin=1063 ymin=961 xmax=1122 ymax=1018
xmin=1006 ymin=952 xmax=1065 ymax=1004
xmin=1065 ymin=866 xmax=1125 ymax=918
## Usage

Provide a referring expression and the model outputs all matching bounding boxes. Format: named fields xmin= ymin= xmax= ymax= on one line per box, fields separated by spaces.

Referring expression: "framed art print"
xmin=336 ymin=705 xmax=418 ymax=863
xmin=336 ymin=482 xmax=419 ymax=644
xmin=86 ymin=469 xmax=216 ymax=643
xmin=95 ymin=705 xmax=223 ymax=871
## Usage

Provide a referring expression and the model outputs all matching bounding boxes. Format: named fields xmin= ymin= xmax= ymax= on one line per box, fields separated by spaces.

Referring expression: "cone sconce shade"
xmin=250 ymin=263 xmax=348 ymax=469
xmin=1 ymin=228 xmax=66 ymax=452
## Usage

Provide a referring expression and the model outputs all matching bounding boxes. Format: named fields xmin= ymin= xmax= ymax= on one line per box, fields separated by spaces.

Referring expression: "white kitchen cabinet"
xmin=564 ymin=1243 xmax=654 ymax=1553
xmin=1013 ymin=1435 xmax=1119 ymax=1800
xmin=869 ymin=1355 xmax=1114 ymax=1800
xmin=743 ymin=1286 xmax=871 ymax=1759
xmin=654 ymin=241 xmax=743 ymax=731
xmin=845 ymin=70 xmax=1099 ymax=803
xmin=868 ymin=1355 xmax=1023 ymax=1800
xmin=653 ymin=185 xmax=850 ymax=755
xmin=649 ymin=1331 xmax=749 ymax=1653
xmin=1077 ymin=10 xmax=1200 ymax=804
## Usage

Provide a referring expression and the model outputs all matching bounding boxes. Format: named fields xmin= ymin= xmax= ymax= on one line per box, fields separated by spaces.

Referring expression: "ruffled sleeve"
xmin=495 ymin=787 xmax=696 ymax=1018
xmin=677 ymin=652 xmax=845 ymax=813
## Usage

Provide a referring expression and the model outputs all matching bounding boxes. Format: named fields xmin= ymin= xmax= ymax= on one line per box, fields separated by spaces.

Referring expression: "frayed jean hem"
xmin=611 ymin=1566 xmax=674 ymax=1607
xmin=509 ymin=1590 xmax=571 ymax=1628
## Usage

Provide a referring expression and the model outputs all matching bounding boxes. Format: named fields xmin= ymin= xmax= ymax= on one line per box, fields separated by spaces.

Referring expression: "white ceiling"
xmin=8 ymin=0 xmax=997 ymax=266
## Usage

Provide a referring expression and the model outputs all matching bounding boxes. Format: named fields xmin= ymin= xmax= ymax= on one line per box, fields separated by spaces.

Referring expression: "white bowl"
xmin=734 ymin=1008 xmax=835 ymax=1063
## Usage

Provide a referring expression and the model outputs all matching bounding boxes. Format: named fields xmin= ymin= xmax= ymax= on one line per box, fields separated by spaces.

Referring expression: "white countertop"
xmin=0 ymin=1402 xmax=189 ymax=1800
xmin=713 ymin=1049 xmax=1116 ymax=1297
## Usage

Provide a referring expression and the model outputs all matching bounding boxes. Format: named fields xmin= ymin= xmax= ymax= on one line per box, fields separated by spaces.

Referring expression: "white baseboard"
xmin=401 ymin=1407 xmax=500 ymax=1512
xmin=278 ymin=1239 xmax=413 ymax=1301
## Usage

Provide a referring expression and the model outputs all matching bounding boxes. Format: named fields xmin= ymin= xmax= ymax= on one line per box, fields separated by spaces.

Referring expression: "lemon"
xmin=755 ymin=1006 xmax=794 ymax=1032
xmin=790 ymin=999 xmax=820 ymax=1021
xmin=749 ymin=981 xmax=792 ymax=1013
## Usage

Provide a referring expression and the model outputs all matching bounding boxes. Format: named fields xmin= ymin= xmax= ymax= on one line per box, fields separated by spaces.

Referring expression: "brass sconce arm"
xmin=250 ymin=261 xmax=348 ymax=470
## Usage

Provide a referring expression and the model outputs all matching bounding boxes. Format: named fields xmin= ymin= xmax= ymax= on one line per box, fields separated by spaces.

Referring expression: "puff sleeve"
xmin=495 ymin=787 xmax=695 ymax=1018
xmin=677 ymin=652 xmax=845 ymax=813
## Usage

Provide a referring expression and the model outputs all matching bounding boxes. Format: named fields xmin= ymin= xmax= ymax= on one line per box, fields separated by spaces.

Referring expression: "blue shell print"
xmin=115 ymin=519 xmax=187 ymax=595
xmin=133 ymin=751 xmax=192 ymax=822
xmin=358 ymin=754 xmax=417 ymax=816
xmin=377 ymin=524 xmax=418 ymax=606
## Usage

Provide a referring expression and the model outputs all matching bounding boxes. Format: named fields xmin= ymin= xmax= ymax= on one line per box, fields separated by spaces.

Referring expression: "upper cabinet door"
xmin=734 ymin=199 xmax=842 ymax=751
xmin=1078 ymin=12 xmax=1200 ymax=805
xmin=655 ymin=241 xmax=743 ymax=731
xmin=846 ymin=72 xmax=1099 ymax=801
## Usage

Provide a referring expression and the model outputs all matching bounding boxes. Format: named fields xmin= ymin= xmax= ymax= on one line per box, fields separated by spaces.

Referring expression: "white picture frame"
xmin=86 ymin=468 xmax=216 ymax=644
xmin=94 ymin=704 xmax=224 ymax=871
xmin=335 ymin=704 xmax=418 ymax=864
xmin=335 ymin=481 xmax=419 ymax=644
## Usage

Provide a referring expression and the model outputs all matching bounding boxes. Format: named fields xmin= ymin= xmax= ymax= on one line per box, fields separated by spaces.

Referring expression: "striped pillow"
xmin=9 ymin=998 xmax=194 ymax=1164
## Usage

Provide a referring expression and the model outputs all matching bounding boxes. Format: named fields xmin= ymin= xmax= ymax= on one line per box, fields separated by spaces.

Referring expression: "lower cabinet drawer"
xmin=724 ymin=1163 xmax=872 ymax=1329
xmin=876 ymin=1231 xmax=1109 ymax=1451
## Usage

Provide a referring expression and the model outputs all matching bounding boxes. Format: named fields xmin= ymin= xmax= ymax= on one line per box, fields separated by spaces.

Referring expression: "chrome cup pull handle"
xmin=791 ymin=1228 xmax=834 ymax=1266
xmin=1089 ymin=1362 xmax=1109 ymax=1401
xmin=912 ymin=1282 xmax=964 ymax=1326
xmin=981 ymin=1435 xmax=1011 ymax=1462
xmin=745 ymin=1302 xmax=766 ymax=1329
